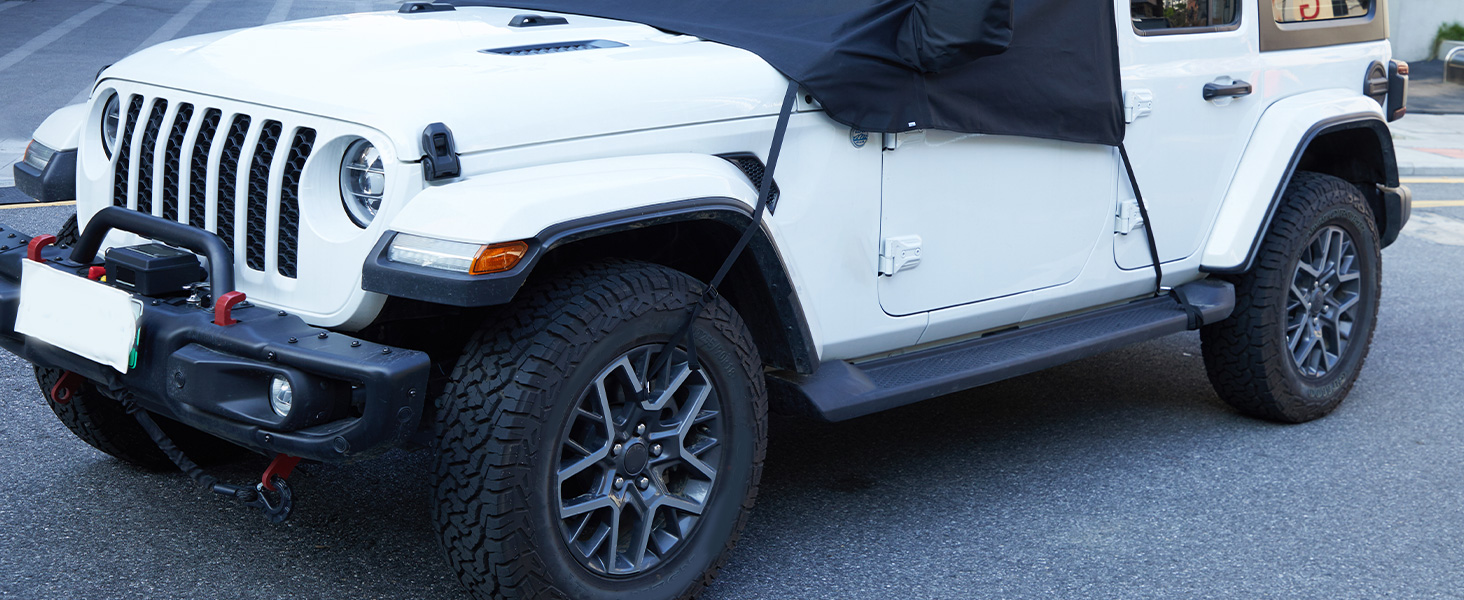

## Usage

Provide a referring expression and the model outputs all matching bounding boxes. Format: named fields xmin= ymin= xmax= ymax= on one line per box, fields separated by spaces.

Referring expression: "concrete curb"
xmin=1399 ymin=162 xmax=1464 ymax=177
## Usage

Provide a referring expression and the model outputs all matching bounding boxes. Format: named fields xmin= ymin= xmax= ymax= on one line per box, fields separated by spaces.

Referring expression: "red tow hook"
xmin=87 ymin=266 xmax=106 ymax=281
xmin=214 ymin=290 xmax=247 ymax=326
xmin=49 ymin=371 xmax=83 ymax=405
xmin=26 ymin=234 xmax=56 ymax=263
xmin=261 ymin=454 xmax=302 ymax=491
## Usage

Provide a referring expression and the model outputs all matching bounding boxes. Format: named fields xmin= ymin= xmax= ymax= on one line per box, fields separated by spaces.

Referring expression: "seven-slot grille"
xmin=110 ymin=94 xmax=316 ymax=279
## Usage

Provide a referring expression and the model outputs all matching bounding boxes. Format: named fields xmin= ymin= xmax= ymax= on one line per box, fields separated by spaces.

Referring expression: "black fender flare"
xmin=362 ymin=197 xmax=818 ymax=373
xmin=1203 ymin=114 xmax=1402 ymax=275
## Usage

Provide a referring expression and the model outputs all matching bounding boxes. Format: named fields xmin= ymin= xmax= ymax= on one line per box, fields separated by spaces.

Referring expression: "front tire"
xmin=1201 ymin=172 xmax=1382 ymax=423
xmin=432 ymin=261 xmax=768 ymax=600
xmin=36 ymin=367 xmax=249 ymax=469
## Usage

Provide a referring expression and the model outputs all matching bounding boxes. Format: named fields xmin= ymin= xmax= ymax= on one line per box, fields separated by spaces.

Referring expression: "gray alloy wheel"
xmin=1200 ymin=171 xmax=1382 ymax=424
xmin=556 ymin=345 xmax=725 ymax=577
xmin=1286 ymin=225 xmax=1363 ymax=379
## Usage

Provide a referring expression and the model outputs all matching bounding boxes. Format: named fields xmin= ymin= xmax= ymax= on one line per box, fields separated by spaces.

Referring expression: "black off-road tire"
xmin=432 ymin=261 xmax=768 ymax=600
xmin=36 ymin=367 xmax=250 ymax=469
xmin=1200 ymin=171 xmax=1382 ymax=423
xmin=56 ymin=213 xmax=80 ymax=246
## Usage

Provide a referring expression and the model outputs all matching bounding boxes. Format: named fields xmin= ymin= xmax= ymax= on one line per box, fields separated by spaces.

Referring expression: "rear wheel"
xmin=432 ymin=261 xmax=767 ymax=600
xmin=1200 ymin=172 xmax=1382 ymax=423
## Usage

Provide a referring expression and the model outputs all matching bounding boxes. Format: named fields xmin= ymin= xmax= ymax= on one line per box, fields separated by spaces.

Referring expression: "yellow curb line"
xmin=1402 ymin=177 xmax=1464 ymax=184
xmin=1414 ymin=200 xmax=1464 ymax=208
xmin=0 ymin=200 xmax=74 ymax=210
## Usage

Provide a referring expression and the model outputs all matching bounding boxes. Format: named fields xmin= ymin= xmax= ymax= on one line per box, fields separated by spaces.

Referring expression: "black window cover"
xmin=480 ymin=0 xmax=1125 ymax=146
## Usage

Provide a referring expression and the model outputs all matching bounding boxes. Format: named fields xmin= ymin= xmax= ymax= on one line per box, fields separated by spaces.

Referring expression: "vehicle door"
xmin=1115 ymin=0 xmax=1265 ymax=269
xmin=876 ymin=131 xmax=1119 ymax=317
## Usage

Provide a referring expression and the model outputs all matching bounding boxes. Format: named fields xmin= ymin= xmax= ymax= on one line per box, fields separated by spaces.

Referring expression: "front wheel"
xmin=432 ymin=261 xmax=768 ymax=600
xmin=1201 ymin=171 xmax=1382 ymax=423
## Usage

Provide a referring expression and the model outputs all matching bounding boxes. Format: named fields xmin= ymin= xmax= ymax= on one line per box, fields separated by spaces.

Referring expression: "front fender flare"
xmin=363 ymin=153 xmax=768 ymax=308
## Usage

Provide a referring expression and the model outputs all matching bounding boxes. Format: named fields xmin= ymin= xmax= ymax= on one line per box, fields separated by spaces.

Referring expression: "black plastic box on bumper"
xmin=0 ymin=208 xmax=430 ymax=462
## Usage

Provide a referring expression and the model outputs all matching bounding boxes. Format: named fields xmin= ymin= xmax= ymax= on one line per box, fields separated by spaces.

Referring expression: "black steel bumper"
xmin=0 ymin=209 xmax=430 ymax=462
xmin=12 ymin=149 xmax=76 ymax=203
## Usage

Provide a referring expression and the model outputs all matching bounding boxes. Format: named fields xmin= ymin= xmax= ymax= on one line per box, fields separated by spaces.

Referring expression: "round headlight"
xmin=101 ymin=94 xmax=121 ymax=158
xmin=269 ymin=375 xmax=293 ymax=417
xmin=340 ymin=139 xmax=385 ymax=227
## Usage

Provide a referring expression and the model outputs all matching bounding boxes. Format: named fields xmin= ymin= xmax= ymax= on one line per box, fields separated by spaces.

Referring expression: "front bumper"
xmin=0 ymin=213 xmax=429 ymax=462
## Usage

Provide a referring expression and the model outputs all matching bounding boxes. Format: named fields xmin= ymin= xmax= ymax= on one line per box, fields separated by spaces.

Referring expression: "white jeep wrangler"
xmin=6 ymin=0 xmax=1412 ymax=598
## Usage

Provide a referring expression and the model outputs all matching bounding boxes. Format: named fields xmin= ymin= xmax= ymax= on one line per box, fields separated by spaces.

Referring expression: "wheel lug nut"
xmin=635 ymin=424 xmax=646 ymax=436
xmin=614 ymin=477 xmax=625 ymax=489
xmin=637 ymin=477 xmax=650 ymax=490
xmin=613 ymin=443 xmax=623 ymax=455
xmin=651 ymin=444 xmax=662 ymax=457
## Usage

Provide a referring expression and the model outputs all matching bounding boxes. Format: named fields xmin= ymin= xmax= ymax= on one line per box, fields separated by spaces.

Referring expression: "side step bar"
xmin=769 ymin=280 xmax=1235 ymax=422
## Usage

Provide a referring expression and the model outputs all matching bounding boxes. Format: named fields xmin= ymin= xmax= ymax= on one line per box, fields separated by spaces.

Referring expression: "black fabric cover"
xmin=479 ymin=0 xmax=1125 ymax=146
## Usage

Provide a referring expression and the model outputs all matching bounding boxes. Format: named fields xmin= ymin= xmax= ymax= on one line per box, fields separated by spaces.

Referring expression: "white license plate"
xmin=15 ymin=259 xmax=142 ymax=373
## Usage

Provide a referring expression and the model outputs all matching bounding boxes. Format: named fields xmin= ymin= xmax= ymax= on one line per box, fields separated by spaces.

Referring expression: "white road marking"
xmin=0 ymin=0 xmax=127 ymax=75
xmin=265 ymin=0 xmax=295 ymax=23
xmin=70 ymin=0 xmax=215 ymax=103
xmin=0 ymin=1 xmax=24 ymax=14
xmin=1403 ymin=212 xmax=1464 ymax=247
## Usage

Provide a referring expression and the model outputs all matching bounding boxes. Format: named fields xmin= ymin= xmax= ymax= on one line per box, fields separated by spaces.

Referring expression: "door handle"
xmin=1203 ymin=80 xmax=1252 ymax=101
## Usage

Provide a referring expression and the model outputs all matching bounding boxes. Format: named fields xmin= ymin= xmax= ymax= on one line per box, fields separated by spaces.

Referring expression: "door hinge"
xmin=879 ymin=235 xmax=922 ymax=276
xmin=1116 ymin=198 xmax=1145 ymax=235
xmin=1123 ymin=89 xmax=1153 ymax=124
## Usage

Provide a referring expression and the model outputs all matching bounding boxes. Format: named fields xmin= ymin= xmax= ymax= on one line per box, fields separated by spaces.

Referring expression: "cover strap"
xmin=647 ymin=81 xmax=799 ymax=388
xmin=1119 ymin=143 xmax=1205 ymax=330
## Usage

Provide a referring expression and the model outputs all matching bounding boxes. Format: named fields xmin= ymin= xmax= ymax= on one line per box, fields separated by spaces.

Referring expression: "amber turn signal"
xmin=470 ymin=241 xmax=530 ymax=275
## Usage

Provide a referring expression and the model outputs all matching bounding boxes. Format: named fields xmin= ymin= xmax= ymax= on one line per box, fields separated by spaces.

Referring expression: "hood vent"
xmin=481 ymin=40 xmax=626 ymax=56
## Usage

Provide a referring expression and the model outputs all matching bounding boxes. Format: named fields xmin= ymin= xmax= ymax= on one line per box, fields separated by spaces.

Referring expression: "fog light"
xmin=270 ymin=375 xmax=293 ymax=417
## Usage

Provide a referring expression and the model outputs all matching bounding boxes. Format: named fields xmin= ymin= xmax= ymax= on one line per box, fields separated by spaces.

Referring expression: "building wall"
xmin=1390 ymin=0 xmax=1464 ymax=61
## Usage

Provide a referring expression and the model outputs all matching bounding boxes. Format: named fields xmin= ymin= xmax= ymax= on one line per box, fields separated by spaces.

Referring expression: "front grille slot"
xmin=107 ymin=95 xmax=317 ymax=283
xmin=187 ymin=109 xmax=222 ymax=229
xmin=278 ymin=129 xmax=315 ymax=279
xmin=160 ymin=103 xmax=193 ymax=222
xmin=134 ymin=99 xmax=168 ymax=214
xmin=215 ymin=115 xmax=251 ymax=256
xmin=111 ymin=95 xmax=144 ymax=208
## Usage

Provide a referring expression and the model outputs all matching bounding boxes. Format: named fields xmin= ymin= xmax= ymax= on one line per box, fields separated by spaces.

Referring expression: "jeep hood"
xmin=100 ymin=7 xmax=790 ymax=160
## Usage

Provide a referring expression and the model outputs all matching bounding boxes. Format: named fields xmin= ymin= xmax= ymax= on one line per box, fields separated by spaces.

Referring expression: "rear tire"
xmin=1200 ymin=172 xmax=1382 ymax=423
xmin=432 ymin=261 xmax=768 ymax=600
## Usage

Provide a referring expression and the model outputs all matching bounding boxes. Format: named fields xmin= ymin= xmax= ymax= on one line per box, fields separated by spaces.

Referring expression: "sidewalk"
xmin=0 ymin=138 xmax=27 ymax=188
xmin=1392 ymin=114 xmax=1464 ymax=177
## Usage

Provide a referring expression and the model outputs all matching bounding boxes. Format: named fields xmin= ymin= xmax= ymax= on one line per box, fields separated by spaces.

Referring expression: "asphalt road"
xmin=5 ymin=2 xmax=1464 ymax=599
